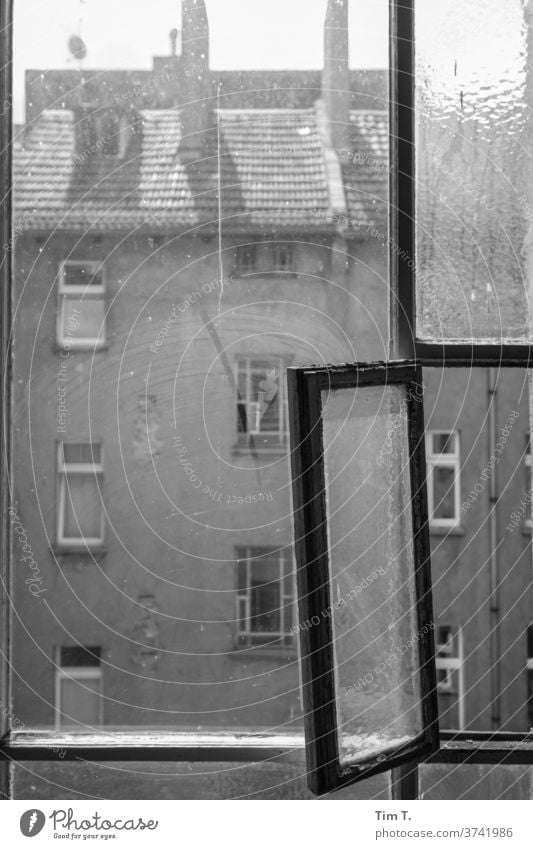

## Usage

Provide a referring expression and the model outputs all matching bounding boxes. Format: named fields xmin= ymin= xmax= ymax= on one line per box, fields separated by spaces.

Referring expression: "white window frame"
xmin=56 ymin=442 xmax=105 ymax=549
xmin=236 ymin=547 xmax=294 ymax=647
xmin=426 ymin=430 xmax=461 ymax=529
xmin=54 ymin=647 xmax=103 ymax=730
xmin=57 ymin=260 xmax=106 ymax=349
xmin=236 ymin=356 xmax=289 ymax=448
xmin=436 ymin=624 xmax=465 ymax=730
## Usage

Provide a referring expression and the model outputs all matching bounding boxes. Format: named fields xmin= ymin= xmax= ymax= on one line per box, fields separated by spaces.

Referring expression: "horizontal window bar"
xmin=0 ymin=731 xmax=306 ymax=763
xmin=3 ymin=731 xmax=533 ymax=766
xmin=415 ymin=343 xmax=533 ymax=366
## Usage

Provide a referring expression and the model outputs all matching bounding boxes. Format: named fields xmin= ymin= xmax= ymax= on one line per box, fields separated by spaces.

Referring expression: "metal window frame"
xmin=388 ymin=0 xmax=533 ymax=790
xmin=287 ymin=360 xmax=439 ymax=795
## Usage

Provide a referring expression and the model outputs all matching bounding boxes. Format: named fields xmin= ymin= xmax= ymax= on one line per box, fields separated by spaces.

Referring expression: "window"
xmin=56 ymin=443 xmax=105 ymax=549
xmin=234 ymin=243 xmax=294 ymax=275
xmin=426 ymin=431 xmax=461 ymax=529
xmin=55 ymin=646 xmax=102 ymax=730
xmin=526 ymin=625 xmax=533 ymax=729
xmin=436 ymin=624 xmax=465 ymax=729
xmin=525 ymin=436 xmax=532 ymax=531
xmin=57 ymin=261 xmax=106 ymax=349
xmin=236 ymin=357 xmax=288 ymax=450
xmin=235 ymin=245 xmax=257 ymax=275
xmin=236 ymin=547 xmax=294 ymax=647
xmin=272 ymin=242 xmax=293 ymax=272
xmin=6 ymin=0 xmax=533 ymax=807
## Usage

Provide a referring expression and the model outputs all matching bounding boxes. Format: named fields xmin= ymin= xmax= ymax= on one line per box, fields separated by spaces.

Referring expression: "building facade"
xmin=10 ymin=0 xmax=532 ymax=743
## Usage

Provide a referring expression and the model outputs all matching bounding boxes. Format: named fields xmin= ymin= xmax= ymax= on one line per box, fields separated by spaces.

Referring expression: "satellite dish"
xmin=68 ymin=34 xmax=87 ymax=61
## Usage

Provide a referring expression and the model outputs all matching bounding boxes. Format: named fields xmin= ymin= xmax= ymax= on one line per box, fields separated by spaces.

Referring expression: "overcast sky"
xmin=13 ymin=0 xmax=388 ymax=121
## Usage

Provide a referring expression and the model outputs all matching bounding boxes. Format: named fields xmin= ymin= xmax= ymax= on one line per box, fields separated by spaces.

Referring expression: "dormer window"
xmin=76 ymin=107 xmax=130 ymax=161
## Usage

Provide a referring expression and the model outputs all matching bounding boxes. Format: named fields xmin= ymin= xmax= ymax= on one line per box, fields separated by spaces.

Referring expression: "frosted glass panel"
xmin=321 ymin=385 xmax=423 ymax=767
xmin=416 ymin=0 xmax=530 ymax=342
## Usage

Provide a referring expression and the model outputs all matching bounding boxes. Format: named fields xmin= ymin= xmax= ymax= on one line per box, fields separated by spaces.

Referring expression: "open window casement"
xmin=288 ymin=362 xmax=438 ymax=794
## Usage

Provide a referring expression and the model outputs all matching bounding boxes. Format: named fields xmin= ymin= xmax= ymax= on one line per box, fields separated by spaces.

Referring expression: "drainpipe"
xmin=488 ymin=367 xmax=500 ymax=729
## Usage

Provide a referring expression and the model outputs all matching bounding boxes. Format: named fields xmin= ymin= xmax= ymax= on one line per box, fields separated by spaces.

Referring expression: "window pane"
xmin=60 ymin=298 xmax=105 ymax=343
xmin=11 ymin=761 xmax=390 ymax=801
xmin=60 ymin=646 xmax=101 ymax=667
xmin=416 ymin=0 xmax=529 ymax=342
xmin=62 ymin=444 xmax=101 ymax=465
xmin=59 ymin=677 xmax=101 ymax=728
xmin=420 ymin=764 xmax=533 ymax=800
xmin=62 ymin=264 xmax=103 ymax=288
xmin=10 ymin=0 xmax=389 ymax=759
xmin=432 ymin=467 xmax=456 ymax=520
xmin=321 ymin=385 xmax=422 ymax=766
xmin=432 ymin=434 xmax=455 ymax=455
xmin=62 ymin=475 xmax=102 ymax=539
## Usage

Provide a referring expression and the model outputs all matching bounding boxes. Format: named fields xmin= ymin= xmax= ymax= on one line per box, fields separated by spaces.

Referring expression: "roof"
xmin=13 ymin=107 xmax=388 ymax=235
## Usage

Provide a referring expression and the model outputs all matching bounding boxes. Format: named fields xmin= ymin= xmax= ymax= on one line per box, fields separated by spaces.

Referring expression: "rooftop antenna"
xmin=170 ymin=27 xmax=179 ymax=57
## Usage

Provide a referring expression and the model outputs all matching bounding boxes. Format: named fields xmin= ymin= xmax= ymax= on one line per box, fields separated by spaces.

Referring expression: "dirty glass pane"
xmin=416 ymin=0 xmax=530 ymax=342
xmin=10 ymin=0 xmax=389 ymax=757
xmin=321 ymin=385 xmax=422 ymax=766
xmin=11 ymin=761 xmax=390 ymax=800
xmin=425 ymin=368 xmax=532 ymax=732
xmin=420 ymin=764 xmax=533 ymax=800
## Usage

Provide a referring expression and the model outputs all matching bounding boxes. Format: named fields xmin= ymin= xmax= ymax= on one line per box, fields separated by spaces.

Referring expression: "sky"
xmin=13 ymin=0 xmax=388 ymax=122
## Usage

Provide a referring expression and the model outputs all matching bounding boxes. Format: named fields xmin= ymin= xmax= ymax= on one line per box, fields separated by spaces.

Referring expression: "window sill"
xmin=51 ymin=544 xmax=107 ymax=557
xmin=3 ymin=729 xmax=306 ymax=763
xmin=53 ymin=342 xmax=109 ymax=354
xmin=429 ymin=525 xmax=464 ymax=537
xmin=232 ymin=443 xmax=288 ymax=457
xmin=231 ymin=641 xmax=296 ymax=660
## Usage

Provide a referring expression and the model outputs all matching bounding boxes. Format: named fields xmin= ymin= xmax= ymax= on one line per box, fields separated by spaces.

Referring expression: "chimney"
xmin=322 ymin=0 xmax=350 ymax=152
xmin=179 ymin=0 xmax=212 ymax=161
